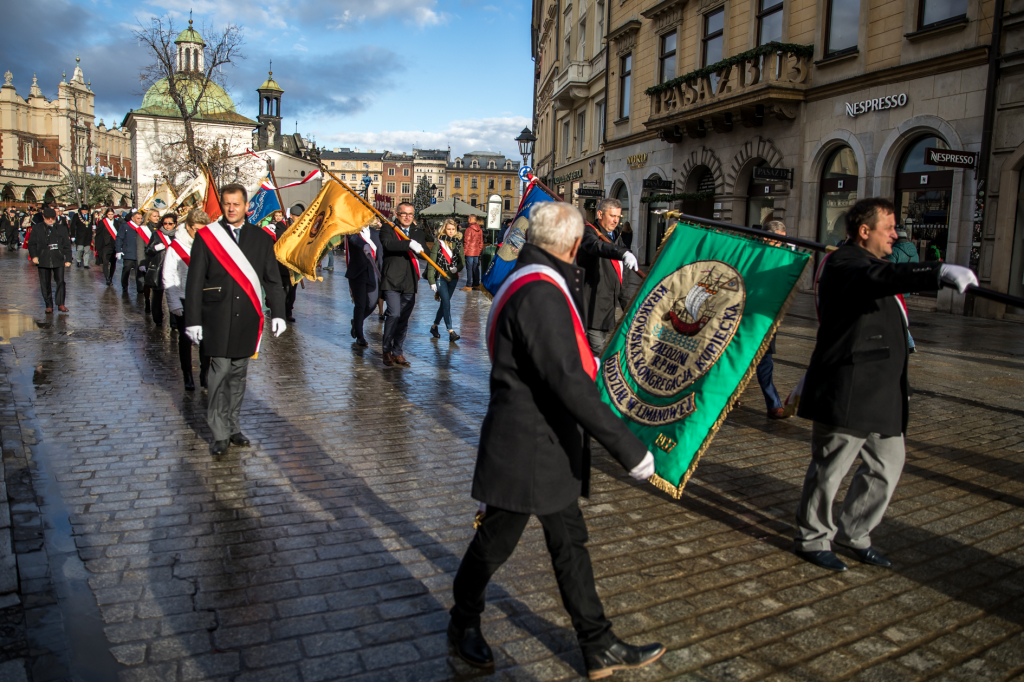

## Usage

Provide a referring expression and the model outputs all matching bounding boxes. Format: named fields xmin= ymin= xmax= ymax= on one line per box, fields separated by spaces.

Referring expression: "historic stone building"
xmin=383 ymin=151 xmax=415 ymax=207
xmin=448 ymin=152 xmax=521 ymax=220
xmin=321 ymin=148 xmax=384 ymax=200
xmin=414 ymin=148 xmax=449 ymax=201
xmin=0 ymin=59 xmax=132 ymax=206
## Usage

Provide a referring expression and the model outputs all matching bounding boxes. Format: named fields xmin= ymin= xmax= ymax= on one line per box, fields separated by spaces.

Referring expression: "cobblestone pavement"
xmin=0 ymin=249 xmax=1022 ymax=682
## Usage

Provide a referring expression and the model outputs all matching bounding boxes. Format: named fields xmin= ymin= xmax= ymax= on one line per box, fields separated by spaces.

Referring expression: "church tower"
xmin=174 ymin=17 xmax=206 ymax=73
xmin=256 ymin=66 xmax=284 ymax=151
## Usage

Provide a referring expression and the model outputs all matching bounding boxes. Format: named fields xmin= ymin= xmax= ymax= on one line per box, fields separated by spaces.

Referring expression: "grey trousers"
xmin=206 ymin=357 xmax=249 ymax=441
xmin=795 ymin=422 xmax=906 ymax=552
xmin=75 ymin=244 xmax=91 ymax=266
xmin=587 ymin=328 xmax=610 ymax=355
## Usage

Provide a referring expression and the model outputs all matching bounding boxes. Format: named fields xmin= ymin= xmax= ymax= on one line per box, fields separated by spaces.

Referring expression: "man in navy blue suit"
xmin=346 ymin=222 xmax=383 ymax=346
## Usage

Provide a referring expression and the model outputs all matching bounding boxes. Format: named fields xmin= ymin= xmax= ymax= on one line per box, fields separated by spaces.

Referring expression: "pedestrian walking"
xmin=794 ymin=198 xmax=978 ymax=571
xmin=70 ymin=205 xmax=93 ymax=268
xmin=379 ymin=202 xmax=425 ymax=368
xmin=272 ymin=210 xmax=298 ymax=322
xmin=2 ymin=208 xmax=18 ymax=251
xmin=143 ymin=213 xmax=178 ymax=326
xmin=95 ymin=208 xmax=119 ymax=285
xmin=115 ymin=209 xmax=149 ymax=296
xmin=428 ymin=218 xmax=464 ymax=342
xmin=184 ymin=184 xmax=286 ymax=456
xmin=577 ymin=198 xmax=640 ymax=354
xmin=757 ymin=220 xmax=789 ymax=419
xmin=26 ymin=207 xmax=72 ymax=313
xmin=345 ymin=221 xmax=382 ymax=347
xmin=461 ymin=214 xmax=484 ymax=291
xmin=448 ymin=201 xmax=664 ymax=678
xmin=164 ymin=208 xmax=210 ymax=392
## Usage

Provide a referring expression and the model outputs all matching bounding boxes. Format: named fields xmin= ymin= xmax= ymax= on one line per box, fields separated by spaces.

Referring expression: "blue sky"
xmin=1 ymin=0 xmax=534 ymax=159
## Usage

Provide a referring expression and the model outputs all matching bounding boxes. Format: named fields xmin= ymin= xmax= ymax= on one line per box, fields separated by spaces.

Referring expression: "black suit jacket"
xmin=577 ymin=224 xmax=632 ymax=331
xmin=473 ymin=243 xmax=646 ymax=515
xmin=379 ymin=223 xmax=419 ymax=294
xmin=71 ymin=213 xmax=93 ymax=245
xmin=345 ymin=231 xmax=382 ymax=283
xmin=798 ymin=244 xmax=942 ymax=437
xmin=27 ymin=222 xmax=72 ymax=268
xmin=94 ymin=219 xmax=117 ymax=255
xmin=184 ymin=220 xmax=285 ymax=358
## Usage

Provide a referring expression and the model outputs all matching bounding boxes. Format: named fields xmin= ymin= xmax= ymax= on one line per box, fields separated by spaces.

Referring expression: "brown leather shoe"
xmin=382 ymin=352 xmax=395 ymax=367
xmin=393 ymin=354 xmax=411 ymax=367
xmin=45 ymin=307 xmax=53 ymax=314
xmin=460 ymin=286 xmax=472 ymax=292
xmin=57 ymin=305 xmax=69 ymax=313
xmin=767 ymin=407 xmax=789 ymax=419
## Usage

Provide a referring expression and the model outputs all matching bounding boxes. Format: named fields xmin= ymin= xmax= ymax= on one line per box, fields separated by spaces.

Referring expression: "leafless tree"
xmin=133 ymin=17 xmax=244 ymax=168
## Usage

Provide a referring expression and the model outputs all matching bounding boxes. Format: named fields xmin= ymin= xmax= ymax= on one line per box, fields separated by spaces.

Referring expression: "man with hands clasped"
xmin=184 ymin=184 xmax=287 ymax=456
xmin=378 ymin=201 xmax=424 ymax=367
xmin=27 ymin=207 xmax=73 ymax=313
xmin=577 ymin=198 xmax=640 ymax=354
xmin=794 ymin=197 xmax=978 ymax=572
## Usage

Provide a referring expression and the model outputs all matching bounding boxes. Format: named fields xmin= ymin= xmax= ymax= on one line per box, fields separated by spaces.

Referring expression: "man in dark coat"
xmin=448 ymin=201 xmax=665 ymax=679
xmin=114 ymin=209 xmax=148 ymax=295
xmin=2 ymin=208 xmax=18 ymax=251
xmin=274 ymin=211 xmax=298 ymax=322
xmin=576 ymin=198 xmax=639 ymax=354
xmin=184 ymin=184 xmax=286 ymax=455
xmin=95 ymin=208 xmax=119 ymax=285
xmin=345 ymin=223 xmax=382 ymax=346
xmin=378 ymin=202 xmax=424 ymax=367
xmin=795 ymin=198 xmax=978 ymax=571
xmin=70 ymin=205 xmax=93 ymax=268
xmin=27 ymin=208 xmax=73 ymax=313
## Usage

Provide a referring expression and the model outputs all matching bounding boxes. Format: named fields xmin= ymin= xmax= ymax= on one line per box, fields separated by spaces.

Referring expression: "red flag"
xmin=203 ymin=168 xmax=222 ymax=222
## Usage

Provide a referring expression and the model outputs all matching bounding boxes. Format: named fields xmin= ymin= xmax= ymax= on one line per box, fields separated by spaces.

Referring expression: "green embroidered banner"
xmin=597 ymin=220 xmax=811 ymax=498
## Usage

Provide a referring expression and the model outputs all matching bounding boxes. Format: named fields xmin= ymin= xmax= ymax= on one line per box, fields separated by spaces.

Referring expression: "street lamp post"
xmin=514 ymin=127 xmax=536 ymax=171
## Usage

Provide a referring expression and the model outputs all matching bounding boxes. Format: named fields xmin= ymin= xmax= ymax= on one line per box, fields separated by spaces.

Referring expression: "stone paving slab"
xmin=0 ymin=250 xmax=1022 ymax=681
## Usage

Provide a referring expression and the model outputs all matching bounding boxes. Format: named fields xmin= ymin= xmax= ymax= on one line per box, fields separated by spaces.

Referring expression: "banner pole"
xmin=319 ymin=165 xmax=450 ymax=280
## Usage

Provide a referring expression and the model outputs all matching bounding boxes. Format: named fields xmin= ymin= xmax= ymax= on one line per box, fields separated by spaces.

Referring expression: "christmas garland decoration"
xmin=645 ymin=42 xmax=814 ymax=96
xmin=640 ymin=192 xmax=715 ymax=204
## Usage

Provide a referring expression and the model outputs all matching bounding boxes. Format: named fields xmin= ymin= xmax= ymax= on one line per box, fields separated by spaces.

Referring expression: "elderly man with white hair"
xmin=447 ymin=201 xmax=664 ymax=678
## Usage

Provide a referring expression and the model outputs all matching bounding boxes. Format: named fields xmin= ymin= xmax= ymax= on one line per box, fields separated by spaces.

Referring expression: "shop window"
xmin=644 ymin=174 xmax=669 ymax=265
xmin=683 ymin=167 xmax=716 ymax=220
xmin=818 ymin=146 xmax=859 ymax=247
xmin=896 ymin=136 xmax=952 ymax=264
xmin=747 ymin=162 xmax=777 ymax=228
xmin=825 ymin=0 xmax=859 ymax=55
xmin=920 ymin=0 xmax=968 ymax=29
xmin=757 ymin=0 xmax=784 ymax=46
xmin=659 ymin=31 xmax=677 ymax=84
xmin=619 ymin=54 xmax=632 ymax=119
xmin=702 ymin=9 xmax=724 ymax=89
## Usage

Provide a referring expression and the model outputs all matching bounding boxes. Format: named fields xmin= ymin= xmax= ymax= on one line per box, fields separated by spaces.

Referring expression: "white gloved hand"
xmin=622 ymin=251 xmax=639 ymax=272
xmin=360 ymin=226 xmax=371 ymax=240
xmin=408 ymin=239 xmax=423 ymax=254
xmin=629 ymin=451 xmax=656 ymax=481
xmin=939 ymin=264 xmax=979 ymax=294
xmin=272 ymin=317 xmax=287 ymax=337
xmin=185 ymin=325 xmax=203 ymax=345
xmin=430 ymin=283 xmax=437 ymax=293
xmin=138 ymin=265 xmax=146 ymax=273
xmin=115 ymin=252 xmax=123 ymax=260
xmin=168 ymin=305 xmax=184 ymax=317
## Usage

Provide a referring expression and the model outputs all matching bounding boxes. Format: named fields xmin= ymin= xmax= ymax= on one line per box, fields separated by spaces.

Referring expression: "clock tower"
xmin=256 ymin=66 xmax=284 ymax=151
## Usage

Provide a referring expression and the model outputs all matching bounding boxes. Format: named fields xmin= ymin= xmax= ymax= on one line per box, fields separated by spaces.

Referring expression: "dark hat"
xmin=42 ymin=208 xmax=57 ymax=219
xmin=80 ymin=204 xmax=90 ymax=211
xmin=290 ymin=203 xmax=306 ymax=215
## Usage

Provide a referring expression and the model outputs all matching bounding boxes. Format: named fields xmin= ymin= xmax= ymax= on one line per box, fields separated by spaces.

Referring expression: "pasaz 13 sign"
xmin=846 ymin=93 xmax=907 ymax=117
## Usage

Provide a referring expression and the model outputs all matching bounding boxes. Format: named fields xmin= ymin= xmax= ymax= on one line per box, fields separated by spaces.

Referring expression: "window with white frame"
xmin=577 ymin=111 xmax=586 ymax=156
xmin=596 ymin=0 xmax=605 ymax=49
xmin=594 ymin=100 xmax=605 ymax=150
xmin=578 ymin=18 xmax=587 ymax=61
xmin=563 ymin=119 xmax=571 ymax=161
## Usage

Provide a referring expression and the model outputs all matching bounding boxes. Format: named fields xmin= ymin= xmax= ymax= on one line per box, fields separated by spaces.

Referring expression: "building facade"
xmin=1 ymin=60 xmax=132 ymax=206
xmin=383 ymin=152 xmax=415 ymax=206
xmin=448 ymin=152 xmax=522 ymax=220
xmin=320 ymin=149 xmax=384 ymax=200
xmin=414 ymin=148 xmax=449 ymax=201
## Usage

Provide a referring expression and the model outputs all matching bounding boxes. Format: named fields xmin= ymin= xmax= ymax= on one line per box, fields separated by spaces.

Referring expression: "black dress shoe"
xmin=584 ymin=639 xmax=666 ymax=680
xmin=355 ymin=338 xmax=368 ymax=347
xmin=229 ymin=432 xmax=250 ymax=446
xmin=184 ymin=374 xmax=195 ymax=391
xmin=795 ymin=549 xmax=848 ymax=571
xmin=286 ymin=315 xmax=296 ymax=323
xmin=211 ymin=440 xmax=229 ymax=455
xmin=842 ymin=545 xmax=892 ymax=567
xmin=447 ymin=621 xmax=494 ymax=670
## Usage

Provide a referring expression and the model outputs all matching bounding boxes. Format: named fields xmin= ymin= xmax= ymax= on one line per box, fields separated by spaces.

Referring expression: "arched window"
xmin=896 ymin=135 xmax=950 ymax=262
xmin=819 ymin=146 xmax=859 ymax=246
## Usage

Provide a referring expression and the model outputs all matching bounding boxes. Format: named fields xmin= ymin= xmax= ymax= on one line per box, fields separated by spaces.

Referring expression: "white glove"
xmin=138 ymin=265 xmax=146 ymax=273
xmin=115 ymin=252 xmax=123 ymax=260
xmin=359 ymin=226 xmax=371 ymax=240
xmin=168 ymin=305 xmax=184 ymax=317
xmin=185 ymin=326 xmax=203 ymax=345
xmin=622 ymin=251 xmax=639 ymax=272
xmin=629 ymin=451 xmax=656 ymax=480
xmin=939 ymin=264 xmax=979 ymax=294
xmin=272 ymin=317 xmax=287 ymax=337
xmin=408 ymin=239 xmax=423 ymax=254
xmin=430 ymin=283 xmax=437 ymax=293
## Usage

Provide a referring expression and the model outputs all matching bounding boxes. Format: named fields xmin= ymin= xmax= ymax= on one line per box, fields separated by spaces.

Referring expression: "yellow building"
xmin=448 ymin=152 xmax=522 ymax=220
xmin=321 ymin=149 xmax=384 ymax=198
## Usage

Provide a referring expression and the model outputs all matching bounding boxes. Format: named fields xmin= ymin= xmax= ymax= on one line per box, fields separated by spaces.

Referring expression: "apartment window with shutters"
xmin=659 ymin=31 xmax=677 ymax=83
xmin=825 ymin=0 xmax=859 ymax=55
xmin=563 ymin=119 xmax=572 ymax=160
xmin=619 ymin=54 xmax=632 ymax=119
xmin=386 ymin=182 xmax=396 ymax=193
xmin=919 ymin=0 xmax=967 ymax=28
xmin=757 ymin=0 xmax=783 ymax=45
xmin=577 ymin=111 xmax=586 ymax=156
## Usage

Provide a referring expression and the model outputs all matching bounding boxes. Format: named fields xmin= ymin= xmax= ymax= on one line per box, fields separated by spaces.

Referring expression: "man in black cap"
xmin=27 ymin=208 xmax=73 ymax=313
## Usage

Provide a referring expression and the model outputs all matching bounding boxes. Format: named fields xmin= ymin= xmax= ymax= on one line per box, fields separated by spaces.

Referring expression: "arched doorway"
xmin=683 ymin=166 xmax=715 ymax=219
xmin=119 ymin=195 xmax=129 ymax=208
xmin=43 ymin=189 xmax=55 ymax=204
xmin=1 ymin=184 xmax=15 ymax=203
xmin=819 ymin=146 xmax=859 ymax=246
xmin=745 ymin=161 xmax=776 ymax=228
xmin=642 ymin=175 xmax=668 ymax=265
xmin=896 ymin=135 xmax=951 ymax=262
xmin=23 ymin=188 xmax=36 ymax=204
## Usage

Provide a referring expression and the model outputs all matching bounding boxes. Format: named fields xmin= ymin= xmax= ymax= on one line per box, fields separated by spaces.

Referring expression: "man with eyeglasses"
xmin=378 ymin=202 xmax=424 ymax=367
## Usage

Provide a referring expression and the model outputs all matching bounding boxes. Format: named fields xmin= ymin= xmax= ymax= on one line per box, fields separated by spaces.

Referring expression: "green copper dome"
xmin=175 ymin=22 xmax=205 ymax=46
xmin=258 ymin=71 xmax=284 ymax=93
xmin=136 ymin=75 xmax=255 ymax=124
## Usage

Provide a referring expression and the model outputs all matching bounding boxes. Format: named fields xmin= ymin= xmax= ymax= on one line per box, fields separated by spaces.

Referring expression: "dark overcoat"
xmin=577 ymin=224 xmax=632 ymax=331
xmin=378 ymin=223 xmax=419 ymax=294
xmin=70 ymin=212 xmax=93 ymax=246
xmin=798 ymin=244 xmax=942 ymax=437
xmin=27 ymin=221 xmax=72 ymax=268
xmin=473 ymin=243 xmax=647 ymax=515
xmin=184 ymin=220 xmax=285 ymax=359
xmin=345 ymin=230 xmax=383 ymax=283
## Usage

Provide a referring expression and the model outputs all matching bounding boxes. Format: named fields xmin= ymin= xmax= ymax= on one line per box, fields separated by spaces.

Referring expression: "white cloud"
xmin=324 ymin=0 xmax=448 ymax=28
xmin=318 ymin=116 xmax=530 ymax=158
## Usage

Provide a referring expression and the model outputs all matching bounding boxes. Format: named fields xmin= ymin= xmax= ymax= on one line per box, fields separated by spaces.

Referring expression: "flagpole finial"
xmin=189 ymin=9 xmax=193 ymax=26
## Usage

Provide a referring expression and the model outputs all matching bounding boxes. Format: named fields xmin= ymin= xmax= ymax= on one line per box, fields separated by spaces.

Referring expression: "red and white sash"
xmin=261 ymin=222 xmax=277 ymax=241
xmin=196 ymin=223 xmax=265 ymax=353
xmin=395 ymin=226 xmax=421 ymax=279
xmin=486 ymin=263 xmax=597 ymax=380
xmin=438 ymin=240 xmax=453 ymax=266
xmin=610 ymin=258 xmax=623 ymax=286
xmin=102 ymin=218 xmax=117 ymax=240
xmin=129 ymin=221 xmax=152 ymax=243
xmin=155 ymin=231 xmax=172 ymax=249
xmin=169 ymin=239 xmax=191 ymax=266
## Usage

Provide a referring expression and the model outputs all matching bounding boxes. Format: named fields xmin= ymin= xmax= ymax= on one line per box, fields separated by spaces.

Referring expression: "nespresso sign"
xmin=925 ymin=148 xmax=978 ymax=169
xmin=845 ymin=93 xmax=907 ymax=118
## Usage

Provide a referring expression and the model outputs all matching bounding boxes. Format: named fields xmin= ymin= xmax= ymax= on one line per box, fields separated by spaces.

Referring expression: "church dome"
xmin=136 ymin=75 xmax=255 ymax=124
xmin=175 ymin=24 xmax=205 ymax=46
xmin=258 ymin=72 xmax=284 ymax=93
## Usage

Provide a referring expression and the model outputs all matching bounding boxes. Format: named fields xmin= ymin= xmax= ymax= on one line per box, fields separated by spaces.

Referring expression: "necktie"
xmin=232 ymin=227 xmax=241 ymax=243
